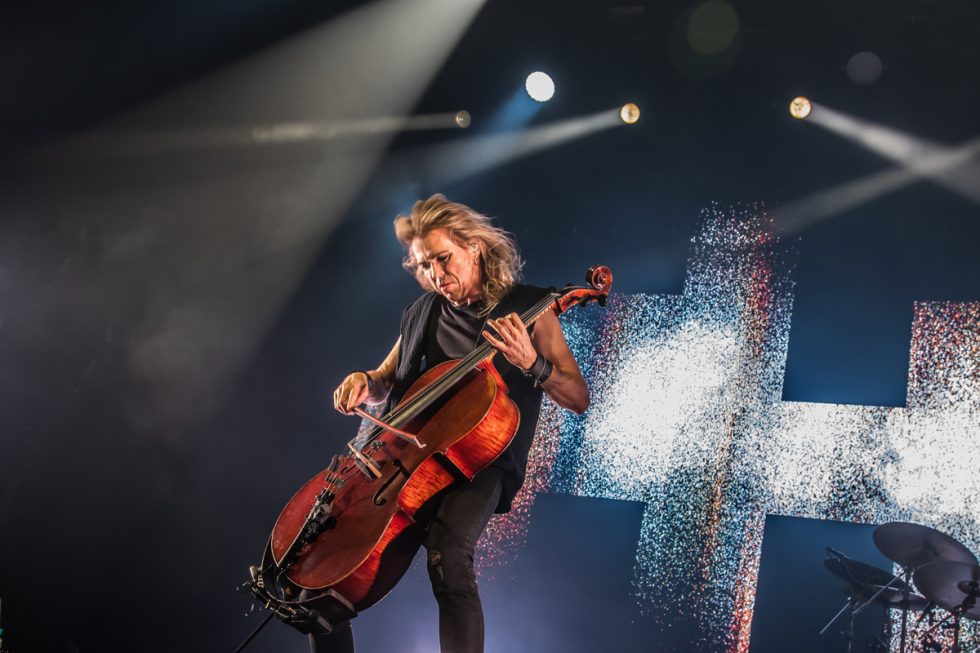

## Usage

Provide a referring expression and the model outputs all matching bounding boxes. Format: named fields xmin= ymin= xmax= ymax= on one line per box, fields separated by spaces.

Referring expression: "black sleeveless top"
xmin=424 ymin=297 xmax=485 ymax=368
xmin=383 ymin=284 xmax=551 ymax=513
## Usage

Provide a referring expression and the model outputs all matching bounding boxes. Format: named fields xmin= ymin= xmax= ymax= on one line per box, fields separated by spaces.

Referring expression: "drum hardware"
xmin=820 ymin=549 xmax=922 ymax=652
xmin=818 ymin=590 xmax=860 ymax=653
xmin=872 ymin=523 xmax=977 ymax=570
xmin=872 ymin=522 xmax=978 ymax=653
xmin=912 ymin=560 xmax=980 ymax=653
xmin=819 ymin=522 xmax=979 ymax=653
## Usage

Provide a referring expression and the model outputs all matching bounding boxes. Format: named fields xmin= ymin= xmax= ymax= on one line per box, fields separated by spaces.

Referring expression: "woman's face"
xmin=411 ymin=228 xmax=483 ymax=305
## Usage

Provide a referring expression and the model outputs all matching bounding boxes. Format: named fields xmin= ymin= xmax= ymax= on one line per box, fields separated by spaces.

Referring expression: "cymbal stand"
xmin=951 ymin=608 xmax=963 ymax=653
xmin=819 ymin=592 xmax=858 ymax=653
xmin=853 ymin=573 xmax=904 ymax=617
xmin=898 ymin=567 xmax=912 ymax=653
xmin=918 ymin=608 xmax=960 ymax=652
xmin=868 ymin=603 xmax=890 ymax=653
xmin=853 ymin=567 xmax=912 ymax=653
xmin=913 ymin=602 xmax=940 ymax=652
xmin=949 ymin=590 xmax=977 ymax=653
xmin=919 ymin=580 xmax=979 ymax=653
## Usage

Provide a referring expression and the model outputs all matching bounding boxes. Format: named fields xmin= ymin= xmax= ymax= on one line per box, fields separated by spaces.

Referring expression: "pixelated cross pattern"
xmin=477 ymin=204 xmax=980 ymax=652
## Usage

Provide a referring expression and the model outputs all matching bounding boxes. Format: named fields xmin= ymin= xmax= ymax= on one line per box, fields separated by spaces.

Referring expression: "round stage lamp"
xmin=620 ymin=103 xmax=641 ymax=124
xmin=525 ymin=72 xmax=555 ymax=102
xmin=454 ymin=110 xmax=471 ymax=128
xmin=789 ymin=96 xmax=812 ymax=119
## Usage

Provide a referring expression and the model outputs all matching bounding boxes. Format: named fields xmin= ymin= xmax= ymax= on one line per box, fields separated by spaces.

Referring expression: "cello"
xmin=240 ymin=266 xmax=612 ymax=641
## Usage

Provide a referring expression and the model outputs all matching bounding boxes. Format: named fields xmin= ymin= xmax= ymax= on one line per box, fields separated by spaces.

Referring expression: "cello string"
xmin=349 ymin=282 xmax=605 ymax=458
xmin=347 ymin=295 xmax=549 ymax=450
xmin=366 ymin=287 xmax=587 ymax=444
xmin=377 ymin=294 xmax=554 ymax=423
xmin=339 ymin=286 xmax=594 ymax=476
xmin=356 ymin=292 xmax=562 ymax=447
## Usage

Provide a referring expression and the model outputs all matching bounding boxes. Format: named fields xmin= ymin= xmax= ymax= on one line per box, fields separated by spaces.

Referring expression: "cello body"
xmin=267 ymin=358 xmax=518 ymax=620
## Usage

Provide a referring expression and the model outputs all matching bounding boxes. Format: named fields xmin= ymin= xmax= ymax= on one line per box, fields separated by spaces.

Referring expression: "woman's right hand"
xmin=333 ymin=371 xmax=372 ymax=414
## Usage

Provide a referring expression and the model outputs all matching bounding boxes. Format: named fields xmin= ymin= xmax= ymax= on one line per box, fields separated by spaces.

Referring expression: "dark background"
xmin=1 ymin=1 xmax=978 ymax=651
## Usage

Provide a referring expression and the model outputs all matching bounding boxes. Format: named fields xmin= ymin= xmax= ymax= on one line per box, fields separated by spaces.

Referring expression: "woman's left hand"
xmin=482 ymin=312 xmax=537 ymax=371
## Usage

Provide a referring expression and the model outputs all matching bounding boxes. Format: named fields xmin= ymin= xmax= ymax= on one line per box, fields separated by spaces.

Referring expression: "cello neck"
xmin=379 ymin=292 xmax=560 ymax=431
xmin=356 ymin=266 xmax=612 ymax=445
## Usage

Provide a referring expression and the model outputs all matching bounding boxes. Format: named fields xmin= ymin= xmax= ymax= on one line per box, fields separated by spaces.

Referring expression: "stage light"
xmin=525 ymin=72 xmax=555 ymax=102
xmin=789 ymin=96 xmax=811 ymax=120
xmin=454 ymin=110 xmax=471 ymax=128
xmin=620 ymin=103 xmax=641 ymax=124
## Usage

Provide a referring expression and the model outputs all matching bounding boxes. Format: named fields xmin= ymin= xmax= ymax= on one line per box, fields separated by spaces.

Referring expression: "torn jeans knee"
xmin=428 ymin=549 xmax=444 ymax=581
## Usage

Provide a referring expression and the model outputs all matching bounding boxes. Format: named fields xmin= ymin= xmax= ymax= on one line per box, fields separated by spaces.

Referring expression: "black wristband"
xmin=523 ymin=354 xmax=554 ymax=388
xmin=534 ymin=358 xmax=553 ymax=388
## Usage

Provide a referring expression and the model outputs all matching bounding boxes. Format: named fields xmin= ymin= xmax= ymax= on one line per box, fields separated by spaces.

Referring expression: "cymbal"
xmin=866 ymin=586 xmax=931 ymax=611
xmin=838 ymin=585 xmax=931 ymax=612
xmin=824 ymin=557 xmax=907 ymax=592
xmin=873 ymin=522 xmax=977 ymax=570
xmin=913 ymin=561 xmax=980 ymax=620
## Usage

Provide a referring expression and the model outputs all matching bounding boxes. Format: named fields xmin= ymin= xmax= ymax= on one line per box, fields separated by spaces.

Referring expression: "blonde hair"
xmin=394 ymin=194 xmax=523 ymax=310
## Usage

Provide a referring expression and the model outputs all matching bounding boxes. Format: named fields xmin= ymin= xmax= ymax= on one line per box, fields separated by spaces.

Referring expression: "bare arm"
xmin=529 ymin=311 xmax=590 ymax=414
xmin=483 ymin=311 xmax=590 ymax=414
xmin=333 ymin=338 xmax=400 ymax=414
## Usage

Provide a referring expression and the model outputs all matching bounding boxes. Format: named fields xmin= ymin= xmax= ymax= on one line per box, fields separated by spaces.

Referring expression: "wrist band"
xmin=523 ymin=354 xmax=554 ymax=388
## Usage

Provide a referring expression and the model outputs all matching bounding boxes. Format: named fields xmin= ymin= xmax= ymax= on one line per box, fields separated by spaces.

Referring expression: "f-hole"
xmin=373 ymin=459 xmax=410 ymax=506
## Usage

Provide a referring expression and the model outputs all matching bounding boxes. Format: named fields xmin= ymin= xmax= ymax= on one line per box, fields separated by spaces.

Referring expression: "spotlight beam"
xmin=252 ymin=112 xmax=471 ymax=143
xmin=807 ymin=102 xmax=980 ymax=204
xmin=808 ymin=103 xmax=938 ymax=162
xmin=14 ymin=0 xmax=488 ymax=434
xmin=398 ymin=108 xmax=624 ymax=187
xmin=48 ymin=113 xmax=470 ymax=158
xmin=775 ymin=167 xmax=921 ymax=234
xmin=776 ymin=102 xmax=980 ymax=232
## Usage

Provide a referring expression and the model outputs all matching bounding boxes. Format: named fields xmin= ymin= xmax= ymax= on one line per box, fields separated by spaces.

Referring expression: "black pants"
xmin=310 ymin=468 xmax=503 ymax=653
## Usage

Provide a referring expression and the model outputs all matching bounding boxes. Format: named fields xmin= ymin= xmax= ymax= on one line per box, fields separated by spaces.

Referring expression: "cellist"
xmin=317 ymin=194 xmax=590 ymax=653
